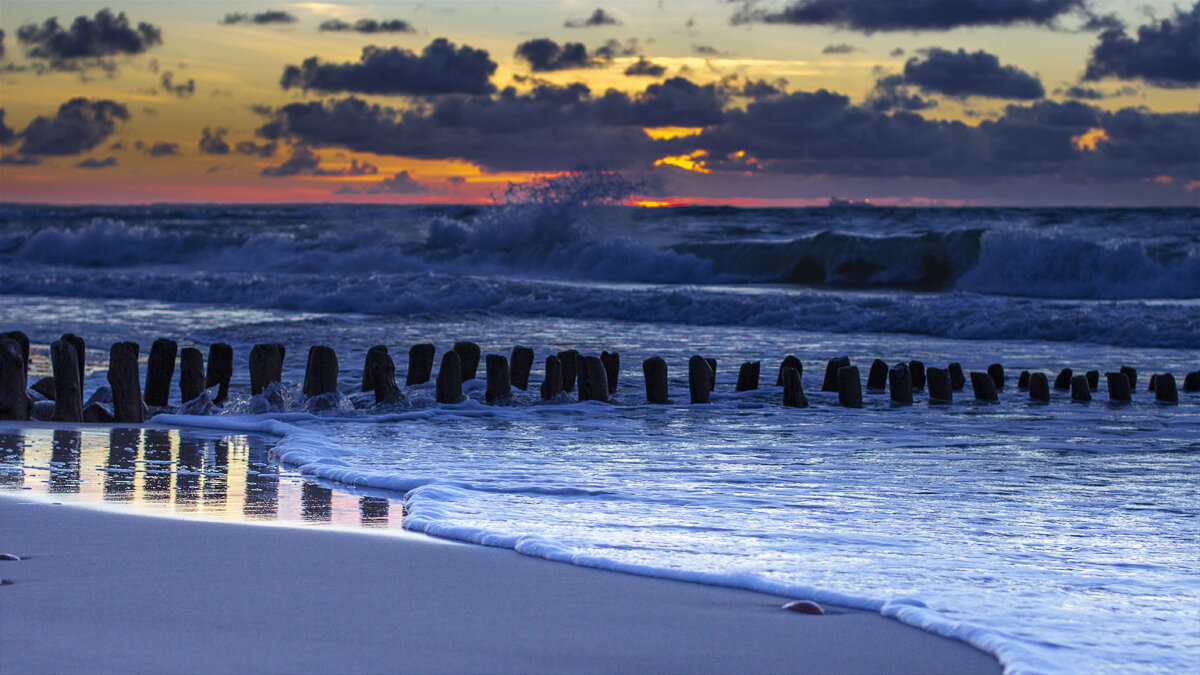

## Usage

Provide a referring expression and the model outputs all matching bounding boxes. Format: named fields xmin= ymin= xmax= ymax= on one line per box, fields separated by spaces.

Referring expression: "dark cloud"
xmin=693 ymin=44 xmax=720 ymax=56
xmin=890 ymin=47 xmax=906 ymax=57
xmin=625 ymin=57 xmax=666 ymax=77
xmin=565 ymin=8 xmax=621 ymax=28
xmin=0 ymin=110 xmax=14 ymax=145
xmin=1083 ymin=2 xmax=1200 ymax=87
xmin=281 ymin=39 xmax=497 ymax=95
xmin=822 ymin=43 xmax=857 ymax=54
xmin=319 ymin=18 xmax=415 ymax=33
xmin=337 ymin=170 xmax=439 ymax=195
xmin=314 ymin=158 xmax=379 ymax=176
xmin=236 ymin=140 xmax=278 ymax=157
xmin=594 ymin=38 xmax=641 ymax=59
xmin=16 ymin=8 xmax=162 ymax=69
xmin=516 ymin=39 xmax=599 ymax=71
xmin=160 ymin=71 xmax=195 ymax=98
xmin=261 ymin=145 xmax=320 ymax=176
xmin=732 ymin=0 xmax=1084 ymax=33
xmin=0 ymin=154 xmax=40 ymax=166
xmin=146 ymin=141 xmax=178 ymax=157
xmin=18 ymin=98 xmax=130 ymax=156
xmin=900 ymin=48 xmax=1044 ymax=99
xmin=199 ymin=127 xmax=230 ymax=154
xmin=867 ymin=74 xmax=938 ymax=111
xmin=75 ymin=156 xmax=117 ymax=169
xmin=1060 ymin=85 xmax=1105 ymax=100
xmin=219 ymin=11 xmax=297 ymax=26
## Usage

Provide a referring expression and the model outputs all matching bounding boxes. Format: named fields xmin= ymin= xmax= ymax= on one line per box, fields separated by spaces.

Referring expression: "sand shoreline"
xmin=1 ymin=492 xmax=1001 ymax=674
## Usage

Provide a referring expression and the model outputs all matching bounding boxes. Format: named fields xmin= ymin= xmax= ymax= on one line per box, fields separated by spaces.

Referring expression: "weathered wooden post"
xmin=776 ymin=355 xmax=802 ymax=386
xmin=558 ymin=350 xmax=579 ymax=392
xmin=970 ymin=371 xmax=997 ymax=402
xmin=61 ymin=333 xmax=85 ymax=391
xmin=643 ymin=357 xmax=668 ymax=403
xmin=578 ymin=356 xmax=609 ymax=403
xmin=927 ymin=367 xmax=952 ymax=403
xmin=837 ymin=365 xmax=862 ymax=408
xmin=510 ymin=346 xmax=534 ymax=391
xmin=909 ymin=360 xmax=926 ymax=391
xmin=1053 ymin=368 xmax=1073 ymax=391
xmin=144 ymin=338 xmax=177 ymax=407
xmin=889 ymin=363 xmax=912 ymax=404
xmin=781 ymin=367 xmax=807 ymax=408
xmin=689 ymin=356 xmax=712 ymax=404
xmin=249 ymin=343 xmax=285 ymax=395
xmin=866 ymin=359 xmax=888 ymax=390
xmin=736 ymin=361 xmax=760 ymax=391
xmin=107 ymin=341 xmax=143 ymax=423
xmin=947 ymin=362 xmax=965 ymax=390
xmin=987 ymin=363 xmax=1004 ymax=390
xmin=303 ymin=346 xmax=339 ymax=397
xmin=704 ymin=358 xmax=717 ymax=391
xmin=1085 ymin=370 xmax=1099 ymax=391
xmin=1155 ymin=373 xmax=1178 ymax=403
xmin=1028 ymin=372 xmax=1050 ymax=402
xmin=1184 ymin=371 xmax=1200 ymax=392
xmin=821 ymin=356 xmax=849 ymax=392
xmin=601 ymin=351 xmax=620 ymax=395
xmin=51 ymin=339 xmax=83 ymax=422
xmin=206 ymin=342 xmax=233 ymax=405
xmin=0 ymin=337 xmax=30 ymax=420
xmin=453 ymin=342 xmax=481 ymax=381
xmin=366 ymin=348 xmax=399 ymax=404
xmin=1017 ymin=370 xmax=1031 ymax=389
xmin=436 ymin=350 xmax=463 ymax=404
xmin=541 ymin=355 xmax=563 ymax=400
xmin=362 ymin=345 xmax=389 ymax=391
xmin=0 ymin=331 xmax=30 ymax=378
xmin=1148 ymin=374 xmax=1157 ymax=392
xmin=1119 ymin=366 xmax=1137 ymax=390
xmin=1070 ymin=375 xmax=1091 ymax=402
xmin=485 ymin=354 xmax=512 ymax=403
xmin=407 ymin=344 xmax=435 ymax=385
xmin=179 ymin=347 xmax=206 ymax=403
xmin=1106 ymin=372 xmax=1131 ymax=402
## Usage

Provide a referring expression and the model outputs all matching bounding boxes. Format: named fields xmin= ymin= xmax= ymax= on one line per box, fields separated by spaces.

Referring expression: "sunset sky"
xmin=1 ymin=0 xmax=1197 ymax=206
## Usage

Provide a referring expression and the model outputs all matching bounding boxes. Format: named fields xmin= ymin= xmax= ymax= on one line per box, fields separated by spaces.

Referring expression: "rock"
xmin=1155 ymin=373 xmax=1178 ymax=403
xmin=643 ymin=357 xmax=668 ymax=404
xmin=601 ymin=351 xmax=620 ymax=395
xmin=83 ymin=402 xmax=115 ymax=424
xmin=821 ymin=356 xmax=849 ymax=392
xmin=689 ymin=355 xmax=712 ymax=404
xmin=1053 ymin=368 xmax=1072 ymax=391
xmin=0 ymin=338 xmax=30 ymax=420
xmin=305 ymin=391 xmax=353 ymax=413
xmin=541 ymin=355 xmax=563 ymax=400
xmin=736 ymin=361 xmax=760 ymax=391
xmin=452 ymin=342 xmax=481 ymax=381
xmin=1085 ymin=370 xmax=1099 ymax=391
xmin=510 ymin=346 xmax=534 ymax=391
xmin=179 ymin=347 xmax=206 ymax=405
xmin=485 ymin=354 xmax=511 ymax=403
xmin=107 ymin=342 xmax=143 ymax=423
xmin=30 ymin=376 xmax=56 ymax=401
xmin=51 ymin=339 xmax=83 ymax=422
xmin=927 ymin=367 xmax=952 ymax=403
xmin=406 ymin=344 xmax=435 ymax=386
xmin=970 ymin=371 xmax=997 ymax=402
xmin=436 ymin=350 xmax=463 ymax=404
xmin=578 ymin=356 xmax=609 ymax=403
xmin=1119 ymin=365 xmax=1137 ymax=390
xmin=1070 ymin=375 xmax=1091 ymax=402
xmin=32 ymin=400 xmax=56 ymax=421
xmin=1028 ymin=372 xmax=1050 ymax=402
xmin=781 ymin=367 xmax=807 ymax=408
xmin=302 ymin=346 xmax=339 ymax=398
xmin=909 ymin=360 xmax=926 ymax=392
xmin=206 ymin=343 xmax=234 ymax=405
xmin=558 ymin=350 xmax=579 ymax=392
xmin=249 ymin=343 xmax=285 ymax=395
xmin=144 ymin=338 xmax=178 ymax=407
xmin=85 ymin=386 xmax=113 ymax=406
xmin=178 ymin=392 xmax=214 ymax=416
xmin=866 ymin=359 xmax=888 ymax=391
xmin=888 ymin=363 xmax=912 ymax=404
xmin=782 ymin=600 xmax=824 ymax=615
xmin=947 ymin=362 xmax=966 ymax=390
xmin=1106 ymin=372 xmax=1131 ymax=402
xmin=776 ymin=355 xmax=802 ymax=386
xmin=987 ymin=363 xmax=1004 ymax=390
xmin=837 ymin=365 xmax=862 ymax=408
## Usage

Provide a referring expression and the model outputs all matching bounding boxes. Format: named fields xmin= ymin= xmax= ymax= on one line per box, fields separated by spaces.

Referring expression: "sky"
xmin=0 ymin=0 xmax=1197 ymax=206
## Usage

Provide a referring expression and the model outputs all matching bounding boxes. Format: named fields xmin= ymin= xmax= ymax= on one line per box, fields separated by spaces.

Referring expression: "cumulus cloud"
xmin=822 ymin=43 xmax=857 ymax=54
xmin=516 ymin=39 xmax=599 ymax=71
xmin=314 ymin=158 xmax=379 ymax=176
xmin=867 ymin=74 xmax=938 ymax=111
xmin=198 ymin=127 xmax=230 ymax=154
xmin=0 ymin=110 xmax=14 ymax=145
xmin=18 ymin=98 xmax=130 ymax=156
xmin=319 ymin=18 xmax=415 ymax=33
xmin=75 ymin=156 xmax=117 ymax=169
xmin=219 ymin=11 xmax=296 ymax=26
xmin=731 ymin=0 xmax=1084 ymax=32
xmin=16 ymin=8 xmax=162 ymax=70
xmin=0 ymin=154 xmax=40 ymax=166
xmin=565 ymin=8 xmax=621 ymax=28
xmin=235 ymin=140 xmax=278 ymax=157
xmin=624 ymin=57 xmax=666 ymax=77
xmin=898 ymin=48 xmax=1044 ymax=99
xmin=281 ymin=40 xmax=497 ymax=95
xmin=146 ymin=141 xmax=178 ymax=157
xmin=336 ymin=170 xmax=439 ymax=195
xmin=160 ymin=71 xmax=195 ymax=98
xmin=693 ymin=44 xmax=721 ymax=56
xmin=1083 ymin=2 xmax=1199 ymax=87
xmin=261 ymin=145 xmax=321 ymax=176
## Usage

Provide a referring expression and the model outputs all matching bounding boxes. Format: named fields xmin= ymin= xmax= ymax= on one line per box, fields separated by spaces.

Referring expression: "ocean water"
xmin=1 ymin=195 xmax=1198 ymax=674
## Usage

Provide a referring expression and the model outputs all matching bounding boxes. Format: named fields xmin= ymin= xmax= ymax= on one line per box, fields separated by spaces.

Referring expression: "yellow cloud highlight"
xmin=643 ymin=126 xmax=705 ymax=140
xmin=654 ymin=150 xmax=710 ymax=174
xmin=1072 ymin=127 xmax=1109 ymax=152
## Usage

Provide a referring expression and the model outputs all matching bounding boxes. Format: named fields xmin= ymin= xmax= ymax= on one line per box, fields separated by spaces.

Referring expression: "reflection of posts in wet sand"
xmin=142 ymin=430 xmax=173 ymax=502
xmin=0 ymin=431 xmax=25 ymax=488
xmin=359 ymin=497 xmax=389 ymax=527
xmin=243 ymin=436 xmax=278 ymax=520
xmin=49 ymin=430 xmax=82 ymax=494
xmin=301 ymin=482 xmax=332 ymax=522
xmin=105 ymin=428 xmax=140 ymax=502
xmin=176 ymin=436 xmax=203 ymax=511
xmin=203 ymin=439 xmax=229 ymax=510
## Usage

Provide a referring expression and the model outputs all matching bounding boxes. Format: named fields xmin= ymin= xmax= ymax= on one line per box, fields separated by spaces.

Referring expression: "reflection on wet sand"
xmin=0 ymin=426 xmax=401 ymax=531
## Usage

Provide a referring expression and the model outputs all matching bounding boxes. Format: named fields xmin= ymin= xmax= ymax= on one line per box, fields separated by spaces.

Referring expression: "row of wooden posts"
xmin=0 ymin=330 xmax=1195 ymax=423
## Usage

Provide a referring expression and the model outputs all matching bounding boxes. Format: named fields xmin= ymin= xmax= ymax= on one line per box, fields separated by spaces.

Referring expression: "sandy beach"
xmin=1 ymin=493 xmax=1001 ymax=674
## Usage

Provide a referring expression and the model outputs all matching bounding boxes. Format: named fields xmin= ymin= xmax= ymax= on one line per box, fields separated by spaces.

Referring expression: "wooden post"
xmin=987 ymin=363 xmax=1004 ymax=390
xmin=0 ymin=337 xmax=30 ymax=420
xmin=1028 ymin=372 xmax=1050 ymax=402
xmin=1070 ymin=375 xmax=1091 ymax=402
xmin=909 ymin=360 xmax=926 ymax=391
xmin=689 ymin=356 xmax=712 ymax=404
xmin=0 ymin=331 xmax=30 ymax=378
xmin=1106 ymin=372 xmax=1131 ymax=402
xmin=179 ymin=347 xmax=206 ymax=403
xmin=970 ymin=371 xmax=997 ymax=402
xmin=453 ymin=342 xmax=481 ymax=380
xmin=61 ymin=333 xmax=85 ymax=392
xmin=866 ymin=359 xmax=888 ymax=390
xmin=366 ymin=348 xmax=399 ymax=404
xmin=1184 ymin=371 xmax=1200 ymax=392
xmin=927 ymin=367 xmax=952 ymax=403
xmin=510 ymin=346 xmax=534 ymax=391
xmin=781 ymin=367 xmax=807 ymax=408
xmin=249 ymin=343 xmax=285 ymax=395
xmin=362 ymin=345 xmax=389 ymax=391
xmin=540 ymin=355 xmax=563 ymax=400
xmin=578 ymin=356 xmax=609 ymax=403
xmin=947 ymin=362 xmax=965 ymax=390
xmin=558 ymin=350 xmax=579 ymax=392
xmin=837 ymin=365 xmax=862 ymax=408
xmin=600 ymin=351 xmax=620 ymax=395
xmin=821 ymin=357 xmax=849 ymax=392
xmin=1017 ymin=370 xmax=1031 ymax=389
xmin=107 ymin=341 xmax=143 ymax=423
xmin=704 ymin=358 xmax=717 ymax=391
xmin=485 ymin=354 xmax=511 ymax=403
xmin=1155 ymin=374 xmax=1178 ymax=403
xmin=776 ymin=355 xmax=802 ymax=386
xmin=436 ymin=350 xmax=463 ymax=404
xmin=736 ymin=361 xmax=760 ymax=391
xmin=642 ymin=357 xmax=668 ymax=403
xmin=888 ymin=364 xmax=912 ymax=404
xmin=144 ymin=338 xmax=178 ymax=407
xmin=206 ymin=342 xmax=233 ymax=405
xmin=1085 ymin=370 xmax=1099 ymax=391
xmin=1119 ymin=365 xmax=1137 ymax=390
xmin=407 ymin=344 xmax=435 ymax=386
xmin=303 ymin=346 xmax=339 ymax=397
xmin=1053 ymin=368 xmax=1073 ymax=391
xmin=51 ymin=339 xmax=83 ymax=422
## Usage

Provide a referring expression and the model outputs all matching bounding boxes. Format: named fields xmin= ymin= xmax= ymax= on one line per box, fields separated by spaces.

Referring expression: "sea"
xmin=0 ymin=187 xmax=1197 ymax=674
